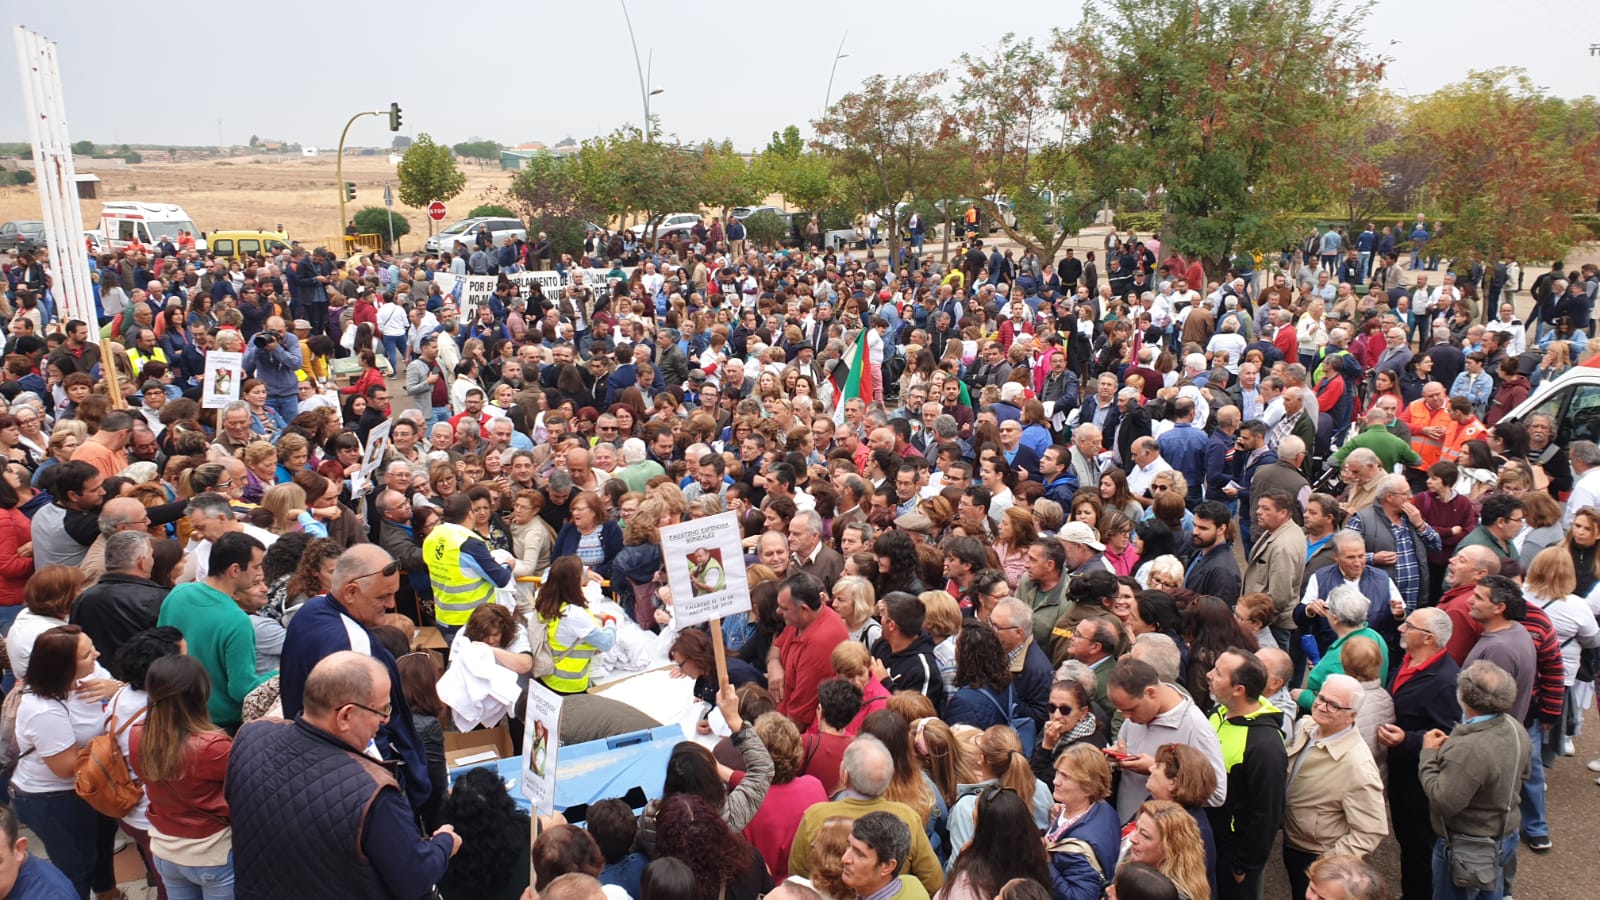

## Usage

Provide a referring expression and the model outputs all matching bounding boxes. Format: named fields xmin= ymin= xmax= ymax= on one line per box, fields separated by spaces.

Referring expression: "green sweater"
xmin=157 ymin=581 xmax=273 ymax=726
xmin=1330 ymin=424 xmax=1422 ymax=472
xmin=1298 ymin=626 xmax=1389 ymax=713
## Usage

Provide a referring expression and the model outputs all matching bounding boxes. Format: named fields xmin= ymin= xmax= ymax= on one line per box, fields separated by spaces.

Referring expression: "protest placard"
xmin=521 ymin=681 xmax=563 ymax=815
xmin=200 ymin=350 xmax=243 ymax=409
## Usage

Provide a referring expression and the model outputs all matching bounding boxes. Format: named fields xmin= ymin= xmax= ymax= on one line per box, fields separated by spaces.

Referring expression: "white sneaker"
xmin=1587 ymin=758 xmax=1600 ymax=772
xmin=1562 ymin=738 xmax=1576 ymax=756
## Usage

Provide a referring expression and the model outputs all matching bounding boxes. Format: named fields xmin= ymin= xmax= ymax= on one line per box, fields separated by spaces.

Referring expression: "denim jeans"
xmin=430 ymin=406 xmax=451 ymax=428
xmin=265 ymin=394 xmax=299 ymax=425
xmin=155 ymin=852 xmax=235 ymax=900
xmin=1430 ymin=834 xmax=1516 ymax=900
xmin=381 ymin=334 xmax=406 ymax=373
xmin=11 ymin=788 xmax=97 ymax=898
xmin=1520 ymin=721 xmax=1549 ymax=840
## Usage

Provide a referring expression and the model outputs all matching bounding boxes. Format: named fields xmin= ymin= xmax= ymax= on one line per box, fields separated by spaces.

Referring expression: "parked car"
xmin=424 ymin=216 xmax=527 ymax=253
xmin=0 ymin=220 xmax=45 ymax=253
xmin=100 ymin=201 xmax=207 ymax=252
xmin=210 ymin=230 xmax=292 ymax=261
xmin=731 ymin=205 xmax=787 ymax=221
xmin=1501 ymin=363 xmax=1600 ymax=445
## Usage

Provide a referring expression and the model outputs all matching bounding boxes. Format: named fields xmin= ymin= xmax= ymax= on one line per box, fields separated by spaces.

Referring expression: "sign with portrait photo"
xmin=201 ymin=350 xmax=243 ymax=410
xmin=521 ymin=681 xmax=563 ymax=814
xmin=660 ymin=512 xmax=751 ymax=629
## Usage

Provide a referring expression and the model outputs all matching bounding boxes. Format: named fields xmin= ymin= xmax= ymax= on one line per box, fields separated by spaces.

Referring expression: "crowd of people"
xmin=0 ymin=214 xmax=1595 ymax=900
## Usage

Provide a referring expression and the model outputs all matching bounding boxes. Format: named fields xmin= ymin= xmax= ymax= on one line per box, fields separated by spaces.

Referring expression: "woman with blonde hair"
xmin=921 ymin=590 xmax=964 ymax=693
xmin=829 ymin=575 xmax=881 ymax=647
xmin=1518 ymin=490 xmax=1565 ymax=568
xmin=1045 ymin=744 xmax=1120 ymax=898
xmin=239 ymin=441 xmax=280 ymax=502
xmin=1566 ymin=506 xmax=1600 ymax=597
xmin=259 ymin=483 xmax=327 ymax=542
xmin=827 ymin=642 xmax=890 ymax=735
xmin=1523 ymin=545 xmax=1597 ymax=756
xmin=946 ymin=725 xmax=1052 ymax=871
xmin=1124 ymin=800 xmax=1211 ymax=900
xmin=273 ymin=431 xmax=310 ymax=482
xmin=911 ymin=716 xmax=978 ymax=811
xmin=992 ymin=507 xmax=1037 ymax=590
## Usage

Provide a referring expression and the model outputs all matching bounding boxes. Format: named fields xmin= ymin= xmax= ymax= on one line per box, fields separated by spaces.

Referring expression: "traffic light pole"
xmin=336 ymin=109 xmax=386 ymax=243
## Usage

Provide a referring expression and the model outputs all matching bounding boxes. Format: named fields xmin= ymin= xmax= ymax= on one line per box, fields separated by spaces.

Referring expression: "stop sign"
xmin=428 ymin=201 xmax=447 ymax=221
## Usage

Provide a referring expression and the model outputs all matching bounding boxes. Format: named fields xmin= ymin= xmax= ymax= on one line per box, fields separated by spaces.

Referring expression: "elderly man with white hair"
xmin=1294 ymin=581 xmax=1389 ymax=718
xmin=1281 ymin=671 xmax=1388 ymax=900
xmin=1347 ymin=473 xmax=1442 ymax=615
xmin=1176 ymin=353 xmax=1212 ymax=427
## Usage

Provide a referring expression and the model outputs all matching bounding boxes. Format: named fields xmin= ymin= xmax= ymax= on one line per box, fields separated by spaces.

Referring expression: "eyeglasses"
xmin=1398 ymin=620 xmax=1434 ymax=636
xmin=1313 ymin=695 xmax=1354 ymax=713
xmin=343 ymin=701 xmax=392 ymax=721
xmin=1051 ymin=704 xmax=1079 ymax=717
xmin=351 ymin=561 xmax=401 ymax=581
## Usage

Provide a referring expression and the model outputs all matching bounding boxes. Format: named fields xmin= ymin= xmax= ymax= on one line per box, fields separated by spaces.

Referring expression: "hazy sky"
xmin=5 ymin=1 xmax=1596 ymax=152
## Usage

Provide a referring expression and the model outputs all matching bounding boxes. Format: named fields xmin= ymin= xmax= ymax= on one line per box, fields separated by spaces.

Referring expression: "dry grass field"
xmin=0 ymin=154 xmax=513 ymax=250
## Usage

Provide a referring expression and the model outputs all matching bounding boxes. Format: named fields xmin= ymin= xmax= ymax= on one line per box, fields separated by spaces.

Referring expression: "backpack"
xmin=524 ymin=613 xmax=558 ymax=680
xmin=75 ymin=694 xmax=147 ymax=819
xmin=0 ymin=687 xmax=28 ymax=782
xmin=981 ymin=683 xmax=1038 ymax=751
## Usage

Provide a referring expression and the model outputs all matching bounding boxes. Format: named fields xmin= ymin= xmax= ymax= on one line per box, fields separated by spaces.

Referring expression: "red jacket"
xmin=340 ymin=365 xmax=386 ymax=397
xmin=130 ymin=728 xmax=232 ymax=839
xmin=0 ymin=507 xmax=32 ymax=606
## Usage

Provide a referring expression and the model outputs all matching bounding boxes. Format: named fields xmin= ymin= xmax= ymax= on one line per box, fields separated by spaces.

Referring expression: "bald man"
xmin=77 ymin=497 xmax=154 ymax=589
xmin=228 ymin=652 xmax=459 ymax=897
xmin=280 ymin=546 xmax=432 ymax=812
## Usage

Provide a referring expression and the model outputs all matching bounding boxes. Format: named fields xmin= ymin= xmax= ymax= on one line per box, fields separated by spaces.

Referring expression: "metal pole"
xmin=823 ymin=32 xmax=849 ymax=115
xmin=337 ymin=109 xmax=381 ymax=241
xmin=384 ymin=182 xmax=396 ymax=251
xmin=619 ymin=0 xmax=651 ymax=139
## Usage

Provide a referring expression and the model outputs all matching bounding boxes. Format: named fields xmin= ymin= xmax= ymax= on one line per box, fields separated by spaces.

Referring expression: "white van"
xmin=100 ymin=201 xmax=207 ymax=253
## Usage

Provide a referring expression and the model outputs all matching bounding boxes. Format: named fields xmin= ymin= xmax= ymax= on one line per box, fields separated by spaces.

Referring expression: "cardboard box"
xmin=412 ymin=626 xmax=448 ymax=652
xmin=444 ymin=724 xmax=514 ymax=770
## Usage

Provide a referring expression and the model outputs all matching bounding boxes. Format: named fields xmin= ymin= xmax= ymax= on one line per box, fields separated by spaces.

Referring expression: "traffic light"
xmin=388 ymin=102 xmax=402 ymax=133
xmin=344 ymin=181 xmax=356 ymax=202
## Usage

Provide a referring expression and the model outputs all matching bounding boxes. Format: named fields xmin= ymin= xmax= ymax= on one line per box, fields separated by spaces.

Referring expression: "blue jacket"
xmin=279 ymin=594 xmax=432 ymax=812
xmin=243 ymin=332 xmax=304 ymax=398
xmin=1157 ymin=422 xmax=1209 ymax=506
xmin=1048 ymin=800 xmax=1120 ymax=900
xmin=552 ymin=520 xmax=624 ymax=581
xmin=1204 ymin=428 xmax=1237 ymax=502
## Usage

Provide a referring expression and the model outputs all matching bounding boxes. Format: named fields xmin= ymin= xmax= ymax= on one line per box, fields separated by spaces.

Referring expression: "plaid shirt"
xmin=1349 ymin=511 xmax=1441 ymax=610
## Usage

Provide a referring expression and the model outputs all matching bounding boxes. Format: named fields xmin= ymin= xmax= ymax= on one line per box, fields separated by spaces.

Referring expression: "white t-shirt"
xmin=6 ymin=610 xmax=67 ymax=681
xmin=108 ymin=687 xmax=152 ymax=829
xmin=14 ymin=664 xmax=114 ymax=794
xmin=190 ymin=524 xmax=279 ymax=582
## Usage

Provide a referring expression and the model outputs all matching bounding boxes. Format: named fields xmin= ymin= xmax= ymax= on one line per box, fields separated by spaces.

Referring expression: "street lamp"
xmin=336 ymin=102 xmax=398 ymax=243
xmin=619 ymin=0 xmax=664 ymax=140
xmin=823 ymin=32 xmax=849 ymax=114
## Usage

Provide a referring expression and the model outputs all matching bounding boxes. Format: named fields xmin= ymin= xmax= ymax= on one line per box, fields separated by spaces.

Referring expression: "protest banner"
xmin=660 ymin=512 xmax=750 ymax=687
xmin=200 ymin=350 xmax=243 ymax=409
xmin=356 ymin=419 xmax=391 ymax=493
xmin=521 ymin=681 xmax=563 ymax=815
xmin=461 ymin=275 xmax=497 ymax=323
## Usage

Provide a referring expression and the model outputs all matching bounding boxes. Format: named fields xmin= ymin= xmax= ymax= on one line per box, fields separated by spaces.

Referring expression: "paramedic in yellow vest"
xmin=423 ymin=494 xmax=513 ymax=644
xmin=127 ymin=326 xmax=169 ymax=380
xmin=533 ymin=556 xmax=617 ymax=695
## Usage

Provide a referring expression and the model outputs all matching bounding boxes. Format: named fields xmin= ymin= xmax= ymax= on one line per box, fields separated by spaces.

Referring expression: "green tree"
xmin=451 ymin=140 xmax=500 ymax=163
xmin=813 ymin=71 xmax=950 ymax=264
xmin=397 ymin=134 xmax=466 ymax=228
xmin=741 ymin=210 xmax=788 ymax=249
xmin=952 ymin=33 xmax=1098 ymax=261
xmin=1058 ymin=0 xmax=1384 ymax=270
xmin=468 ymin=204 xmax=517 ymax=218
xmin=758 ymin=125 xmax=840 ymax=232
xmin=569 ymin=130 xmax=701 ymax=239
xmin=1404 ymin=69 xmax=1600 ymax=276
xmin=71 ymin=140 xmax=94 ymax=155
xmin=695 ymin=140 xmax=767 ymax=219
xmin=764 ymin=125 xmax=803 ymax=161
xmin=353 ymin=207 xmax=411 ymax=249
xmin=248 ymin=134 xmax=260 ymax=148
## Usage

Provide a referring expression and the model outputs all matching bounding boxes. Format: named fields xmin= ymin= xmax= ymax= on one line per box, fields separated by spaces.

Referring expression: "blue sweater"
xmin=279 ymin=594 xmax=432 ymax=812
xmin=243 ymin=332 xmax=304 ymax=397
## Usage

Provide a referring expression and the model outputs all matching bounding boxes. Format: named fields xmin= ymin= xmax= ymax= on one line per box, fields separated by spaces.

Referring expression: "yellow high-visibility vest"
xmin=422 ymin=522 xmax=496 ymax=626
xmin=540 ymin=607 xmax=602 ymax=693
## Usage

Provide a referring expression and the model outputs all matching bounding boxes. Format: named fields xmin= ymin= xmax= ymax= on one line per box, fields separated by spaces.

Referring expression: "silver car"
xmin=424 ymin=217 xmax=527 ymax=254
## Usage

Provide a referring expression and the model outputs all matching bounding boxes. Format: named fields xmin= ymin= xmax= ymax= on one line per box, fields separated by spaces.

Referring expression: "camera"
xmin=253 ymin=330 xmax=279 ymax=348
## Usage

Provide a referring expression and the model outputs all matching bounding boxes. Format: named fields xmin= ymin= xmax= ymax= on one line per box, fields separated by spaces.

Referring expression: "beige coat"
xmin=1282 ymin=717 xmax=1388 ymax=858
xmin=1241 ymin=519 xmax=1307 ymax=628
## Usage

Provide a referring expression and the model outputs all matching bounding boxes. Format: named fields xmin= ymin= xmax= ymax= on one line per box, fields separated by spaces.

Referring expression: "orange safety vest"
xmin=1441 ymin=417 xmax=1486 ymax=463
xmin=1402 ymin=399 xmax=1450 ymax=468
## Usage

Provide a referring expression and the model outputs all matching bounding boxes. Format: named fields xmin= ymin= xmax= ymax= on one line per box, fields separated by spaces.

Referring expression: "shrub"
xmin=352 ymin=207 xmax=411 ymax=243
xmin=468 ymin=204 xmax=517 ymax=219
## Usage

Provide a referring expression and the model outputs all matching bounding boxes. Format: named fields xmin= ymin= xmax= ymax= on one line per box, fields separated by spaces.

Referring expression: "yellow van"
xmin=209 ymin=231 xmax=292 ymax=260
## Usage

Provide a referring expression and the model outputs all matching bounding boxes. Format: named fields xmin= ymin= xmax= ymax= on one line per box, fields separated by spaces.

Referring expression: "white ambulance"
xmin=99 ymin=201 xmax=207 ymax=253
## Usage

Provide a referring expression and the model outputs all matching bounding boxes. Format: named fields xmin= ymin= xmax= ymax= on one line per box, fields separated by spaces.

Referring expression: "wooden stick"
xmin=103 ymin=341 xmax=128 ymax=410
xmin=710 ymin=617 xmax=730 ymax=691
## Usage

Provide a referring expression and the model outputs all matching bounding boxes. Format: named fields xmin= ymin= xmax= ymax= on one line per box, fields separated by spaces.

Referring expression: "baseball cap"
xmin=1057 ymin=521 xmax=1105 ymax=552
